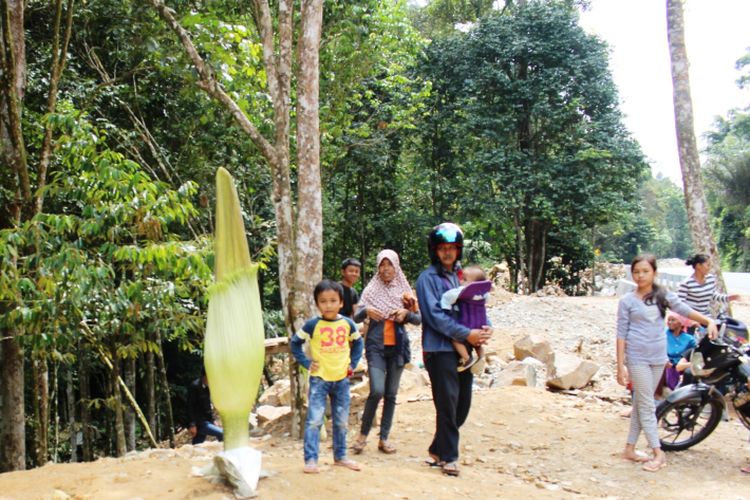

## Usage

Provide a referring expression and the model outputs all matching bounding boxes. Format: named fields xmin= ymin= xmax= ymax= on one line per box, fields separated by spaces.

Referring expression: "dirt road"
xmin=2 ymin=296 xmax=749 ymax=499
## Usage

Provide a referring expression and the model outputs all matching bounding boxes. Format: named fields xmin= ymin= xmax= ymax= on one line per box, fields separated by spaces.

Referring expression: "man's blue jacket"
xmin=416 ymin=263 xmax=470 ymax=352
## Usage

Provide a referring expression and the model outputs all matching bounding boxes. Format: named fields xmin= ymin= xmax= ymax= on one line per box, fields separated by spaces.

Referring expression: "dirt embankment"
xmin=2 ymin=296 xmax=750 ymax=500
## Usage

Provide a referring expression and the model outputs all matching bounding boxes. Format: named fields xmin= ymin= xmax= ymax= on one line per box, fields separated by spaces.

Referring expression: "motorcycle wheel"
xmin=656 ymin=398 xmax=723 ymax=451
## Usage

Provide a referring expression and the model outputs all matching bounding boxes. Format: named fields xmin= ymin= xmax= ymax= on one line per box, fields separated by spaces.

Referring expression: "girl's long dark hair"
xmin=631 ymin=254 xmax=668 ymax=317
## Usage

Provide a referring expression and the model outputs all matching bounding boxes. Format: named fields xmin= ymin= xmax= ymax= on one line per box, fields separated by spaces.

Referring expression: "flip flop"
xmin=441 ymin=461 xmax=460 ymax=477
xmin=334 ymin=459 xmax=362 ymax=471
xmin=642 ymin=459 xmax=667 ymax=472
xmin=303 ymin=461 xmax=319 ymax=474
xmin=740 ymin=465 xmax=750 ymax=474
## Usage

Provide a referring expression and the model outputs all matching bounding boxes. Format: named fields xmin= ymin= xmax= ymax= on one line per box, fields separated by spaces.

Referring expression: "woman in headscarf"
xmin=663 ymin=312 xmax=698 ymax=390
xmin=351 ymin=249 xmax=420 ymax=455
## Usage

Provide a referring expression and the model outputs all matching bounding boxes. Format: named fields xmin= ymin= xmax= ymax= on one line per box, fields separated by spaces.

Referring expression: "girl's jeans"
xmin=304 ymin=376 xmax=351 ymax=462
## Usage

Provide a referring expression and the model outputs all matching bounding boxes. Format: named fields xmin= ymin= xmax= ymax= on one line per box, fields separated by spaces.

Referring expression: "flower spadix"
xmin=204 ymin=167 xmax=265 ymax=450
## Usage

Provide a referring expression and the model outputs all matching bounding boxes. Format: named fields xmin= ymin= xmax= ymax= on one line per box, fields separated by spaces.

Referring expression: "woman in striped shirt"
xmin=677 ymin=254 xmax=740 ymax=318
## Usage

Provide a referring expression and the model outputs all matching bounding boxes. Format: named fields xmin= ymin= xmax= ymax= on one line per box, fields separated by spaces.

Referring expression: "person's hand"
xmin=676 ymin=358 xmax=691 ymax=372
xmin=706 ymin=320 xmax=719 ymax=340
xmin=367 ymin=308 xmax=385 ymax=321
xmin=392 ymin=308 xmax=408 ymax=323
xmin=467 ymin=326 xmax=492 ymax=347
xmin=728 ymin=294 xmax=741 ymax=302
xmin=188 ymin=425 xmax=197 ymax=438
xmin=616 ymin=365 xmax=629 ymax=387
xmin=310 ymin=361 xmax=319 ymax=373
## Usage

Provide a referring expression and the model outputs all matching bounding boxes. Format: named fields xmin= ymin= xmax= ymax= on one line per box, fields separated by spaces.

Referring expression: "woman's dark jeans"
xmin=360 ymin=352 xmax=404 ymax=440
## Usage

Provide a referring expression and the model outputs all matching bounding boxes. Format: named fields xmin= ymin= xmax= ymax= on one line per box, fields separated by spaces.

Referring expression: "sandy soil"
xmin=2 ymin=296 xmax=750 ymax=500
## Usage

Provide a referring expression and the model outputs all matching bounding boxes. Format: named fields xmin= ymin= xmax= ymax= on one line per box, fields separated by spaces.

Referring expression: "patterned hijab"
xmin=359 ymin=249 xmax=413 ymax=318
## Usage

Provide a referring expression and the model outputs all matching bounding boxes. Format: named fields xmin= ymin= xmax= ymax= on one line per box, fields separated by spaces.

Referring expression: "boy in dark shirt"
xmin=339 ymin=258 xmax=361 ymax=318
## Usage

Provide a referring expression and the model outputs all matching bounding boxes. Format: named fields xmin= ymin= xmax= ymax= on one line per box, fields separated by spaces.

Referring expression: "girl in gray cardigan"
xmin=616 ymin=254 xmax=717 ymax=472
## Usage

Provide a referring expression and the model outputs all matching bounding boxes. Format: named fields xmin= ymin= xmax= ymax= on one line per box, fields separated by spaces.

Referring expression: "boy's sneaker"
xmin=470 ymin=356 xmax=486 ymax=376
xmin=457 ymin=355 xmax=477 ymax=373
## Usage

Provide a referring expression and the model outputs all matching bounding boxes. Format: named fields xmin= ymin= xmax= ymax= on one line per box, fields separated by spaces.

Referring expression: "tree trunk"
xmin=32 ymin=356 xmax=50 ymax=466
xmin=155 ymin=330 xmax=175 ymax=447
xmin=294 ymin=0 xmax=323 ymax=325
xmin=513 ymin=207 xmax=526 ymax=293
xmin=66 ymin=366 xmax=77 ymax=462
xmin=145 ymin=350 xmax=157 ymax=440
xmin=666 ymin=0 xmax=723 ymax=281
xmin=111 ymin=357 xmax=127 ymax=457
xmin=79 ymin=353 xmax=93 ymax=462
xmin=123 ymin=357 xmax=136 ymax=451
xmin=0 ymin=332 xmax=25 ymax=471
xmin=0 ymin=0 xmax=28 ymax=473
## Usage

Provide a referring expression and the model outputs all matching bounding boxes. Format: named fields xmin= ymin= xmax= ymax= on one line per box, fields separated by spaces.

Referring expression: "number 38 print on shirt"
xmin=296 ymin=316 xmax=360 ymax=382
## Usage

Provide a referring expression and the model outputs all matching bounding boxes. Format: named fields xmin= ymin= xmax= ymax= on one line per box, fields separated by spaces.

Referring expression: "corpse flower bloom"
xmin=204 ymin=167 xmax=265 ymax=450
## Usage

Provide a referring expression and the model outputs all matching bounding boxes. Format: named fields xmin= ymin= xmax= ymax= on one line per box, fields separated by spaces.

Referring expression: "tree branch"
xmin=145 ymin=0 xmax=278 ymax=167
xmin=35 ymin=0 xmax=76 ymax=214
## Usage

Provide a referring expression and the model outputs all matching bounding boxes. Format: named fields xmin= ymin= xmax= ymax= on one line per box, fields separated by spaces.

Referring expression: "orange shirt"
xmin=383 ymin=320 xmax=396 ymax=346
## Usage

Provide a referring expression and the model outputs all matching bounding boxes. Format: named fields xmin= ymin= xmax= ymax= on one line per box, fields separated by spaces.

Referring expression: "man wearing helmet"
xmin=415 ymin=222 xmax=493 ymax=476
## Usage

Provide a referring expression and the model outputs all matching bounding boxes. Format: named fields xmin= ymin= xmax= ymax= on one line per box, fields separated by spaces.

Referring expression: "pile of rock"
xmin=591 ymin=262 xmax=627 ymax=297
xmin=255 ymin=379 xmax=292 ymax=432
xmin=490 ymin=334 xmax=599 ymax=391
xmin=533 ymin=284 xmax=567 ymax=297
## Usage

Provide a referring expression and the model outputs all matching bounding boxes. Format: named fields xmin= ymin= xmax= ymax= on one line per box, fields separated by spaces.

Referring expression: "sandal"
xmin=642 ymin=459 xmax=667 ymax=472
xmin=441 ymin=461 xmax=460 ymax=476
xmin=622 ymin=450 xmax=650 ymax=463
xmin=741 ymin=465 xmax=750 ymax=474
xmin=378 ymin=440 xmax=397 ymax=454
xmin=457 ymin=355 xmax=476 ymax=373
xmin=334 ymin=458 xmax=362 ymax=471
xmin=303 ymin=460 xmax=319 ymax=474
xmin=351 ymin=437 xmax=367 ymax=454
xmin=425 ymin=452 xmax=444 ymax=467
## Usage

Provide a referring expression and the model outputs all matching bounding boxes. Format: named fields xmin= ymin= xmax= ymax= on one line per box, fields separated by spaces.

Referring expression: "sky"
xmin=578 ymin=0 xmax=750 ymax=185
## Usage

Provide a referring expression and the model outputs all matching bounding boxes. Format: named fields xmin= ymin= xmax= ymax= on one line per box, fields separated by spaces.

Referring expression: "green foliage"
xmin=411 ymin=2 xmax=645 ymax=289
xmin=704 ymin=102 xmax=750 ymax=271
xmin=321 ymin=0 xmax=433 ymax=281
xmin=0 ymin=106 xmax=212 ymax=361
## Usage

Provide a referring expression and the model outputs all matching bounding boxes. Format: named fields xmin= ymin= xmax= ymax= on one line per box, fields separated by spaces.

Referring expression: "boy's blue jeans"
xmin=304 ymin=376 xmax=350 ymax=462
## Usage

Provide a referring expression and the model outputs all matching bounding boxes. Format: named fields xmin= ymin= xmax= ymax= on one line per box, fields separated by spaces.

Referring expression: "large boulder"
xmin=258 ymin=379 xmax=291 ymax=407
xmin=398 ymin=366 xmax=426 ymax=394
xmin=546 ymin=353 xmax=599 ymax=390
xmin=513 ymin=335 xmax=554 ymax=365
xmin=495 ymin=361 xmax=536 ymax=387
xmin=256 ymin=405 xmax=291 ymax=426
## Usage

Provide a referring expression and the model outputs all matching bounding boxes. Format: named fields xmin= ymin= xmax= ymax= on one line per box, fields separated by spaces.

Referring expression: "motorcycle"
xmin=656 ymin=317 xmax=750 ymax=451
